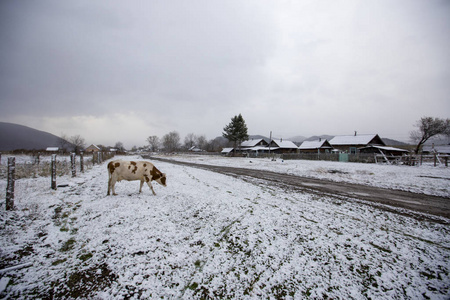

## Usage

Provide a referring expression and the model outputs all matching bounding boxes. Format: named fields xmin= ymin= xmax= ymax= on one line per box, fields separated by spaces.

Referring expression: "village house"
xmin=298 ymin=139 xmax=333 ymax=153
xmin=267 ymin=139 xmax=299 ymax=154
xmin=240 ymin=138 xmax=270 ymax=155
xmin=329 ymin=134 xmax=386 ymax=154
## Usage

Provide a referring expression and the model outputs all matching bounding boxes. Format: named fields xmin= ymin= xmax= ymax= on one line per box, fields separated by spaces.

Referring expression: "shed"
xmin=221 ymin=148 xmax=234 ymax=156
xmin=329 ymin=134 xmax=385 ymax=154
xmin=299 ymin=140 xmax=333 ymax=153
xmin=359 ymin=145 xmax=409 ymax=156
xmin=422 ymin=145 xmax=450 ymax=155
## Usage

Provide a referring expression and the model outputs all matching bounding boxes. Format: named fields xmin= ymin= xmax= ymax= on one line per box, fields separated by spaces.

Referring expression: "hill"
xmin=0 ymin=122 xmax=68 ymax=151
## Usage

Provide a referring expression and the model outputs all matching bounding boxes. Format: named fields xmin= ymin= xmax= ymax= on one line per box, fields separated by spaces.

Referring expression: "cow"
xmin=107 ymin=160 xmax=166 ymax=196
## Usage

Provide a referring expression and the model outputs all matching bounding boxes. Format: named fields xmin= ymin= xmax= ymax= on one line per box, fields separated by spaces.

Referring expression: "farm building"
xmin=299 ymin=139 xmax=333 ymax=153
xmin=329 ymin=134 xmax=385 ymax=154
xmin=85 ymin=144 xmax=101 ymax=153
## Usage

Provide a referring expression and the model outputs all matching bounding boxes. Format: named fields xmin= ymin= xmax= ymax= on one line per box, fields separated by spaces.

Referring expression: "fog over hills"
xmin=0 ymin=122 xmax=67 ymax=151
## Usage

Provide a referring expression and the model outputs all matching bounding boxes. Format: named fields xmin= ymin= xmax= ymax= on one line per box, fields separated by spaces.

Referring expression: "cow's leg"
xmin=147 ymin=181 xmax=156 ymax=195
xmin=139 ymin=180 xmax=144 ymax=193
xmin=107 ymin=176 xmax=111 ymax=195
xmin=111 ymin=177 xmax=118 ymax=196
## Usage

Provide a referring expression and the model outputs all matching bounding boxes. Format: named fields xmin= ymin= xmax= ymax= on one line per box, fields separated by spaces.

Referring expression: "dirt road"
xmin=149 ymin=157 xmax=450 ymax=223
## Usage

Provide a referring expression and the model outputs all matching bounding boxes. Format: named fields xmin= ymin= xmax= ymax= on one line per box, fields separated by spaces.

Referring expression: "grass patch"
xmin=60 ymin=238 xmax=76 ymax=252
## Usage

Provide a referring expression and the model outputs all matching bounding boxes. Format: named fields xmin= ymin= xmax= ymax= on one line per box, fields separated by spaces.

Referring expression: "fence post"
xmin=80 ymin=152 xmax=84 ymax=173
xmin=71 ymin=153 xmax=76 ymax=177
xmin=6 ymin=157 xmax=15 ymax=210
xmin=51 ymin=154 xmax=57 ymax=190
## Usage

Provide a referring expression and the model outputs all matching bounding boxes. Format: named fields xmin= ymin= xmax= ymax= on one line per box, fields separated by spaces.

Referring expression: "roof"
xmin=46 ymin=147 xmax=59 ymax=151
xmin=247 ymin=146 xmax=271 ymax=152
xmin=359 ymin=145 xmax=409 ymax=153
xmin=86 ymin=144 xmax=100 ymax=150
xmin=423 ymin=145 xmax=450 ymax=154
xmin=221 ymin=148 xmax=234 ymax=154
xmin=241 ymin=139 xmax=267 ymax=148
xmin=299 ymin=140 xmax=333 ymax=150
xmin=329 ymin=134 xmax=385 ymax=146
xmin=269 ymin=139 xmax=298 ymax=149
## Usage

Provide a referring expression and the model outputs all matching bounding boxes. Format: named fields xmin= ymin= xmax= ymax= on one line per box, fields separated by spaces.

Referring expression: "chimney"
xmin=354 ymin=131 xmax=357 ymax=136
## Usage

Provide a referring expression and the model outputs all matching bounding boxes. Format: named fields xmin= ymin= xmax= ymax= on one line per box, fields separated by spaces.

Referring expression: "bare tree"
xmin=59 ymin=133 xmax=71 ymax=152
xmin=69 ymin=135 xmax=86 ymax=154
xmin=162 ymin=131 xmax=180 ymax=152
xmin=115 ymin=141 xmax=125 ymax=152
xmin=197 ymin=135 xmax=208 ymax=150
xmin=147 ymin=136 xmax=160 ymax=152
xmin=184 ymin=133 xmax=197 ymax=150
xmin=410 ymin=116 xmax=450 ymax=154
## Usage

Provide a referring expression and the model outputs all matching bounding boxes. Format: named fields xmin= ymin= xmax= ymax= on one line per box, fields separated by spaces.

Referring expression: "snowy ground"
xmin=0 ymin=155 xmax=449 ymax=299
xmin=158 ymin=154 xmax=450 ymax=197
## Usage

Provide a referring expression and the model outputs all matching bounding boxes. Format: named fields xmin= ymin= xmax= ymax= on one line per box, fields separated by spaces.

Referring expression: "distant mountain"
xmin=288 ymin=135 xmax=307 ymax=143
xmin=248 ymin=135 xmax=271 ymax=143
xmin=304 ymin=135 xmax=335 ymax=142
xmin=382 ymin=138 xmax=409 ymax=146
xmin=0 ymin=122 xmax=68 ymax=151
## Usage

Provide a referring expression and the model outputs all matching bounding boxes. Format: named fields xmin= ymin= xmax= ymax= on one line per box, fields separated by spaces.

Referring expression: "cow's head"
xmin=155 ymin=173 xmax=167 ymax=187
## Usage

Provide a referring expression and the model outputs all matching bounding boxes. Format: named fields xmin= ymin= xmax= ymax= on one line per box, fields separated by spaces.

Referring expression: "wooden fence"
xmin=2 ymin=152 xmax=115 ymax=210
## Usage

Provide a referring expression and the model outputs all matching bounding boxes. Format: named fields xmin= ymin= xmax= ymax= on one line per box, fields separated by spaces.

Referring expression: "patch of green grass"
xmin=60 ymin=238 xmax=76 ymax=252
xmin=78 ymin=253 xmax=93 ymax=262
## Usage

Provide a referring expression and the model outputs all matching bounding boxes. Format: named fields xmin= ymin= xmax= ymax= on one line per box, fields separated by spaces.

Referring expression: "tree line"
xmin=59 ymin=115 xmax=448 ymax=154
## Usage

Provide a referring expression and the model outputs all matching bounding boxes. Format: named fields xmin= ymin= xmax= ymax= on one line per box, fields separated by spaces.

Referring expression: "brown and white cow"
xmin=107 ymin=160 xmax=166 ymax=196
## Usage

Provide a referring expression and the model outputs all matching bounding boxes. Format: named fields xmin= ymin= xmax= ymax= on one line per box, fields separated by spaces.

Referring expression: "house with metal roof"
xmin=299 ymin=139 xmax=334 ymax=153
xmin=329 ymin=134 xmax=385 ymax=154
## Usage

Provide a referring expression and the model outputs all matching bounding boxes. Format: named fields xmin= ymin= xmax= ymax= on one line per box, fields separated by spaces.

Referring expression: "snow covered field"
xmin=0 ymin=155 xmax=449 ymax=299
xmin=160 ymin=154 xmax=450 ymax=197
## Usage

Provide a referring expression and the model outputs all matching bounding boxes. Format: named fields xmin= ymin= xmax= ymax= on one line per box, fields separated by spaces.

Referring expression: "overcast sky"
xmin=1 ymin=0 xmax=449 ymax=148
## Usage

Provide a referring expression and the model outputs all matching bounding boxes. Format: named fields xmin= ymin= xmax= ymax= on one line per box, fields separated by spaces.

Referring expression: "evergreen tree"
xmin=222 ymin=114 xmax=249 ymax=154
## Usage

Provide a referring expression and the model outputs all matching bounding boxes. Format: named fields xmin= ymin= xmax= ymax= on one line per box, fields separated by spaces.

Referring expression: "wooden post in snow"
xmin=70 ymin=153 xmax=76 ymax=177
xmin=51 ymin=154 xmax=57 ymax=190
xmin=6 ymin=157 xmax=15 ymax=210
xmin=80 ymin=152 xmax=84 ymax=173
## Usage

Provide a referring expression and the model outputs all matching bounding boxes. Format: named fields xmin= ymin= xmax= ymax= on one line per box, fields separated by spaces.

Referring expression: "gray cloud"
xmin=1 ymin=0 xmax=449 ymax=147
